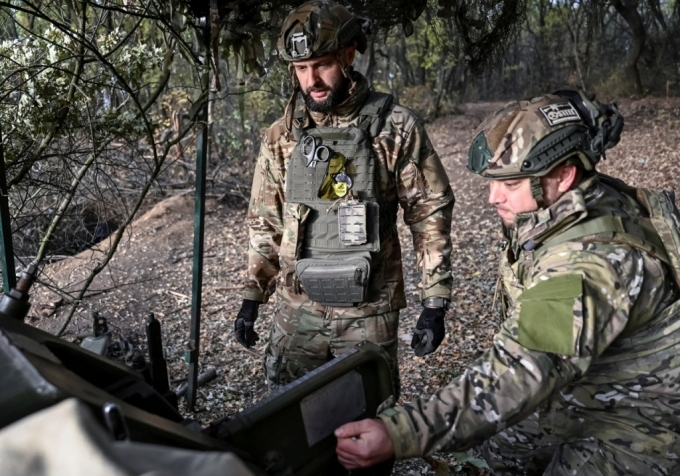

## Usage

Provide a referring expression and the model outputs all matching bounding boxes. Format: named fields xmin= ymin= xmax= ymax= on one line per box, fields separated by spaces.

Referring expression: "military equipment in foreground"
xmin=0 ymin=264 xmax=395 ymax=475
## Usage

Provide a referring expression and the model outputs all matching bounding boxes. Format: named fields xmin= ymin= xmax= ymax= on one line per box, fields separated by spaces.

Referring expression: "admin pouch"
xmin=285 ymin=91 xmax=393 ymax=306
xmin=338 ymin=201 xmax=368 ymax=245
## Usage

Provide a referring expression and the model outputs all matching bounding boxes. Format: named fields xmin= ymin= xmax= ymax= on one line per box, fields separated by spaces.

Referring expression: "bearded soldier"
xmin=233 ymin=0 xmax=455 ymax=391
xmin=335 ymin=91 xmax=680 ymax=475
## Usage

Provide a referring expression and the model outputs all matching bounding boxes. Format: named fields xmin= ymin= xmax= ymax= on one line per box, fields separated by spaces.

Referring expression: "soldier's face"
xmin=488 ymin=165 xmax=580 ymax=226
xmin=293 ymin=48 xmax=355 ymax=113
xmin=488 ymin=178 xmax=537 ymax=226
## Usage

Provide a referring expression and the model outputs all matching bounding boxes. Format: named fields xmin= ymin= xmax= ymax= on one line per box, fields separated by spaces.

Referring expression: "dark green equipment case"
xmin=0 ymin=298 xmax=395 ymax=475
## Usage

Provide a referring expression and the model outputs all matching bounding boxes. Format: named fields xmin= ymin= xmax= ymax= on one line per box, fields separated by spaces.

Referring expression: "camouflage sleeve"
xmin=243 ymin=139 xmax=284 ymax=303
xmin=396 ymin=119 xmax=455 ymax=301
xmin=378 ymin=244 xmax=646 ymax=459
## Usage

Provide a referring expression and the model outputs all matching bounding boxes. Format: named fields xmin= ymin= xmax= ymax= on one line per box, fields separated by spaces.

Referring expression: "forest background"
xmin=0 ymin=0 xmax=677 ymax=321
xmin=0 ymin=1 xmax=679 ymax=472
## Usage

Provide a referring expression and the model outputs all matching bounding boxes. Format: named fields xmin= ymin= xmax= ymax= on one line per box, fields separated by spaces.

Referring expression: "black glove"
xmin=234 ymin=299 xmax=260 ymax=348
xmin=410 ymin=307 xmax=446 ymax=356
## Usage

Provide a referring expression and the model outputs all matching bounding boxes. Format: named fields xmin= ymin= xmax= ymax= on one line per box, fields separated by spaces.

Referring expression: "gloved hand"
xmin=410 ymin=307 xmax=446 ymax=356
xmin=234 ymin=299 xmax=260 ymax=348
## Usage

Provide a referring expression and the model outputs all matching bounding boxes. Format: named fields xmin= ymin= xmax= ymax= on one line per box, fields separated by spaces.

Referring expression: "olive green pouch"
xmin=517 ymin=274 xmax=583 ymax=356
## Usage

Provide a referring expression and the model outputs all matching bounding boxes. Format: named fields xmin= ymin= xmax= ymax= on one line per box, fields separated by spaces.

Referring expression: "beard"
xmin=301 ymin=76 xmax=350 ymax=114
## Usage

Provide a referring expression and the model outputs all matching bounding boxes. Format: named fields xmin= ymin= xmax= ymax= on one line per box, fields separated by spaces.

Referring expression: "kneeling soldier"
xmin=335 ymin=91 xmax=680 ymax=475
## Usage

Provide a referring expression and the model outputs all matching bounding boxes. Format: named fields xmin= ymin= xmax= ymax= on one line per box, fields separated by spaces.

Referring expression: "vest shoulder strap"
xmin=541 ymin=187 xmax=680 ymax=291
xmin=542 ymin=215 xmax=670 ymax=264
xmin=357 ymin=91 xmax=394 ymax=137
xmin=292 ymin=108 xmax=307 ymax=141
xmin=290 ymin=91 xmax=394 ymax=141
xmin=634 ymin=187 xmax=680 ymax=290
xmin=597 ymin=174 xmax=680 ymax=290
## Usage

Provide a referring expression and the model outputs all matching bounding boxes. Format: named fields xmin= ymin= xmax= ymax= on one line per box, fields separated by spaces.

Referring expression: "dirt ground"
xmin=28 ymin=97 xmax=680 ymax=474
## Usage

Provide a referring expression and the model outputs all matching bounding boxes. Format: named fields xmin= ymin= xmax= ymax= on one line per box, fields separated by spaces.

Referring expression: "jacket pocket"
xmin=279 ymin=202 xmax=310 ymax=287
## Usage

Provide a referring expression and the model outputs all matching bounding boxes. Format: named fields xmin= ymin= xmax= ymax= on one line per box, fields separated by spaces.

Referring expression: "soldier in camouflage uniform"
xmin=233 ymin=0 xmax=455 ymax=391
xmin=335 ymin=91 xmax=680 ymax=475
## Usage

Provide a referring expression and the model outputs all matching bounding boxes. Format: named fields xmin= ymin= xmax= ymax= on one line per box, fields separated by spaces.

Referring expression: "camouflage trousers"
xmin=480 ymin=408 xmax=679 ymax=475
xmin=264 ymin=302 xmax=400 ymax=392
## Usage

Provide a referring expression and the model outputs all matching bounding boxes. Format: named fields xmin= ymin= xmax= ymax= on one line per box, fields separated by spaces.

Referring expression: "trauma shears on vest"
xmin=301 ymin=134 xmax=332 ymax=167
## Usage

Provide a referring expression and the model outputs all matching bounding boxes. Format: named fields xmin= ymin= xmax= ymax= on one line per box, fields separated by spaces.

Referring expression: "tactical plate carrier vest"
xmin=284 ymin=92 xmax=393 ymax=306
xmin=539 ymin=175 xmax=680 ymax=291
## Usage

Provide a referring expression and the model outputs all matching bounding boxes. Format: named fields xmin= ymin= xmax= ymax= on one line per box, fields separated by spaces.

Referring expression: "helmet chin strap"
xmin=284 ymin=64 xmax=301 ymax=137
xmin=335 ymin=48 xmax=357 ymax=80
xmin=530 ymin=176 xmax=545 ymax=209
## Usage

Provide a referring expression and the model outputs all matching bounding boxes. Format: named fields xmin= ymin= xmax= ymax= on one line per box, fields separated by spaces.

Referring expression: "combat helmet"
xmin=279 ymin=1 xmax=369 ymax=135
xmin=467 ymin=90 xmax=624 ymax=205
xmin=277 ymin=0 xmax=368 ymax=62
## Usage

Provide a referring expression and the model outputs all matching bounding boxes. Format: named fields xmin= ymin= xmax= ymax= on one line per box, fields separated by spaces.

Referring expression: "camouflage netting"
xmin=450 ymin=0 xmax=527 ymax=75
xmin=181 ymin=0 xmax=428 ymax=39
xmin=168 ymin=0 xmax=526 ymax=78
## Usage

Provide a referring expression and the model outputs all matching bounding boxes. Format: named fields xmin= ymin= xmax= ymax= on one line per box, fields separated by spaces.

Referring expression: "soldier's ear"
xmin=557 ymin=164 xmax=580 ymax=193
xmin=344 ymin=45 xmax=356 ymax=67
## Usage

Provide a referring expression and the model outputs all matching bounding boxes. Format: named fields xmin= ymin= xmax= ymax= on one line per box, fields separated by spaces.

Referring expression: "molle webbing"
xmin=285 ymin=92 xmax=394 ymax=254
xmin=286 ymin=128 xmax=376 ymax=203
xmin=542 ymin=215 xmax=671 ymax=265
xmin=303 ymin=202 xmax=380 ymax=251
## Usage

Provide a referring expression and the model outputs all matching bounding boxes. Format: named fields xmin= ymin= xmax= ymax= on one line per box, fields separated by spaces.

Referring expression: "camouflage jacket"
xmin=379 ymin=174 xmax=680 ymax=465
xmin=244 ymin=72 xmax=454 ymax=316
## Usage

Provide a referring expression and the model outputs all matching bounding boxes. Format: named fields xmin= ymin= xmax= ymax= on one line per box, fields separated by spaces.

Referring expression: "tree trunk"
xmin=397 ymin=36 xmax=412 ymax=86
xmin=610 ymin=0 xmax=645 ymax=96
xmin=415 ymin=28 xmax=429 ymax=86
xmin=354 ymin=40 xmax=375 ymax=83
xmin=376 ymin=48 xmax=400 ymax=104
xmin=433 ymin=65 xmax=455 ymax=118
xmin=564 ymin=0 xmax=588 ymax=91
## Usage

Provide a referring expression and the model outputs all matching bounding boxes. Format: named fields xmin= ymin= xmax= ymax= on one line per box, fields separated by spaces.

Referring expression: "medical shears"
xmin=301 ymin=135 xmax=331 ymax=167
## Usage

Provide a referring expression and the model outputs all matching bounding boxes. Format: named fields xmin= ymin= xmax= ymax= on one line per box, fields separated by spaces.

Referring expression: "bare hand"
xmin=335 ymin=419 xmax=395 ymax=469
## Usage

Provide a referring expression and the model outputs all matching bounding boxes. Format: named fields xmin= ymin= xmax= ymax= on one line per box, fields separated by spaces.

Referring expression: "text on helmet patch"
xmin=539 ymin=102 xmax=581 ymax=126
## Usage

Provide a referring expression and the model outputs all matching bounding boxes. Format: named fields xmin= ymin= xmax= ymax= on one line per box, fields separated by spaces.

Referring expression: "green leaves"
xmin=0 ymin=19 xmax=165 ymax=147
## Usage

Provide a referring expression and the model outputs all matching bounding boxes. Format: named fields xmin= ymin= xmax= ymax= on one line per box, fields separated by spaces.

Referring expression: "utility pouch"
xmin=295 ymin=254 xmax=370 ymax=306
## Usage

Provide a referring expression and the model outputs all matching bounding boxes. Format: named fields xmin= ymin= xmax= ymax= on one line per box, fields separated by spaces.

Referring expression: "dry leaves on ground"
xmin=27 ymin=97 xmax=680 ymax=475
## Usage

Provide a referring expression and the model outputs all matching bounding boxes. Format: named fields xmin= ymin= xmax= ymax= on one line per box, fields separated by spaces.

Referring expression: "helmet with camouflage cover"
xmin=467 ymin=90 xmax=624 ymax=206
xmin=468 ymin=90 xmax=623 ymax=180
xmin=277 ymin=0 xmax=368 ymax=62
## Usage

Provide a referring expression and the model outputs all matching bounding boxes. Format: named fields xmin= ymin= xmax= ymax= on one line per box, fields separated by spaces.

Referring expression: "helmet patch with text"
xmin=539 ymin=103 xmax=581 ymax=126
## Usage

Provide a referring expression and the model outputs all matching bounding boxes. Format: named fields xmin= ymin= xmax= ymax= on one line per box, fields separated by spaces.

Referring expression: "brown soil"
xmin=27 ymin=97 xmax=680 ymax=474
